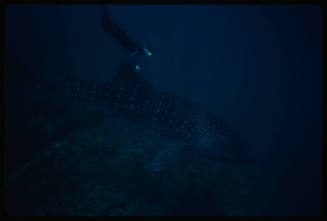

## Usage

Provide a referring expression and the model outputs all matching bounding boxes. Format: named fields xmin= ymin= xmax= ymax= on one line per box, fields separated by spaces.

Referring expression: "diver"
xmin=101 ymin=5 xmax=153 ymax=71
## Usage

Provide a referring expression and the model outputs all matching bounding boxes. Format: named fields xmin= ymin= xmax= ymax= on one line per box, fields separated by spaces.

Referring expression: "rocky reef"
xmin=5 ymin=112 xmax=264 ymax=216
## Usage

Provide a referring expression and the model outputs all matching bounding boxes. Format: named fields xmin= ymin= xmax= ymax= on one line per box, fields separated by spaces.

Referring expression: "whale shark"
xmin=32 ymin=60 xmax=252 ymax=173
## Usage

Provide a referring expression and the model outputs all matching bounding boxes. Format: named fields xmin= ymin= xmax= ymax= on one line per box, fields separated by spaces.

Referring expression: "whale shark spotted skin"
xmin=41 ymin=61 xmax=250 ymax=171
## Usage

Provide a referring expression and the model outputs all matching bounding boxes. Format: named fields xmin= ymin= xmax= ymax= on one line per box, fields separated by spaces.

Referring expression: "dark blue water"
xmin=4 ymin=5 xmax=322 ymax=216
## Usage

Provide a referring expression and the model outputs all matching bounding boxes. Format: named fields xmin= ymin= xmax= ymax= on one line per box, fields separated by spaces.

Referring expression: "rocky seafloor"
xmin=4 ymin=110 xmax=266 ymax=216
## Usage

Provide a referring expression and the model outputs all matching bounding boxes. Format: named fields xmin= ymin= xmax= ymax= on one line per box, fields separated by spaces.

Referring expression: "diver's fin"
xmin=101 ymin=5 xmax=116 ymax=36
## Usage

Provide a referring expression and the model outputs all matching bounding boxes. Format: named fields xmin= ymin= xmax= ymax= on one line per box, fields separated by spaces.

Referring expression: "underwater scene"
xmin=4 ymin=5 xmax=323 ymax=216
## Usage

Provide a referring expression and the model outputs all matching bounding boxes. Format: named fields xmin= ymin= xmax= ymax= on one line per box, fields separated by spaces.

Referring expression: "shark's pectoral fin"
xmin=144 ymin=140 xmax=186 ymax=174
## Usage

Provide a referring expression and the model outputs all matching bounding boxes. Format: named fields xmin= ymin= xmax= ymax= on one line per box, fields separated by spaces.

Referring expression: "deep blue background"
xmin=5 ymin=5 xmax=322 ymax=215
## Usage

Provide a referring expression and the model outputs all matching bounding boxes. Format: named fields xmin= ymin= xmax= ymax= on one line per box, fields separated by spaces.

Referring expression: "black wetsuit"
xmin=101 ymin=6 xmax=145 ymax=58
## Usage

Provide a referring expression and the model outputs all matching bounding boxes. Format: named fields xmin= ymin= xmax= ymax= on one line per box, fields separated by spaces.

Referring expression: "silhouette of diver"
xmin=101 ymin=5 xmax=153 ymax=63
